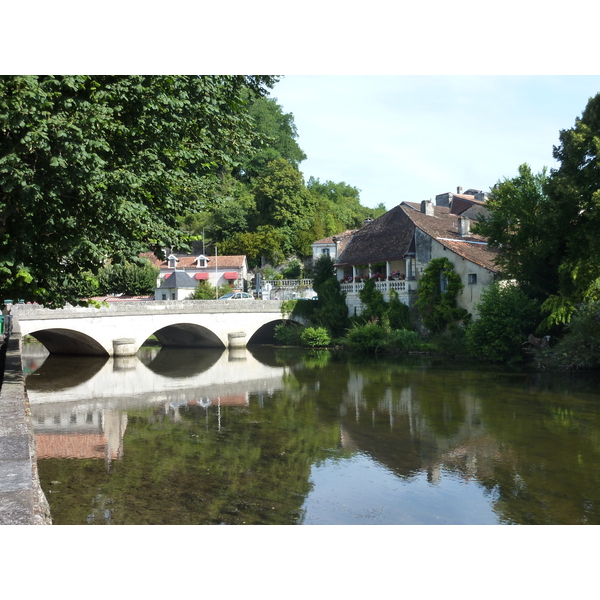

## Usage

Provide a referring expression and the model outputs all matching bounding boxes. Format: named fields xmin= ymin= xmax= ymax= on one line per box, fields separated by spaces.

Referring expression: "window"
xmin=468 ymin=273 xmax=477 ymax=285
xmin=440 ymin=272 xmax=448 ymax=293
xmin=322 ymin=248 xmax=330 ymax=255
xmin=168 ymin=254 xmax=178 ymax=268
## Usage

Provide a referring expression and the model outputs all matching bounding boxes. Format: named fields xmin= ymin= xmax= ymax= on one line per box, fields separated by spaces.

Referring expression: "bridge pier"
xmin=227 ymin=331 xmax=247 ymax=349
xmin=113 ymin=338 xmax=136 ymax=357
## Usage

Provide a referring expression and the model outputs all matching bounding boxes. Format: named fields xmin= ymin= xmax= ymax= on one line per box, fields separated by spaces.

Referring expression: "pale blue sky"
xmin=270 ymin=76 xmax=600 ymax=209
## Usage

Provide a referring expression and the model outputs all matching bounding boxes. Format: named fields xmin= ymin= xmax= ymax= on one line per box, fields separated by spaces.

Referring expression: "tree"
xmin=96 ymin=259 xmax=159 ymax=296
xmin=238 ymin=96 xmax=307 ymax=180
xmin=541 ymin=93 xmax=600 ymax=324
xmin=415 ymin=257 xmax=470 ymax=333
xmin=358 ymin=277 xmax=386 ymax=322
xmin=473 ymin=164 xmax=558 ymax=301
xmin=0 ymin=75 xmax=277 ymax=306
xmin=465 ymin=281 xmax=541 ymax=364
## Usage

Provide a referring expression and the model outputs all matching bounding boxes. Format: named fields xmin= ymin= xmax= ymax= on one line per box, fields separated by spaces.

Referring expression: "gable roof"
xmin=142 ymin=252 xmax=246 ymax=270
xmin=401 ymin=202 xmax=500 ymax=272
xmin=158 ymin=270 xmax=197 ymax=289
xmin=335 ymin=206 xmax=415 ymax=266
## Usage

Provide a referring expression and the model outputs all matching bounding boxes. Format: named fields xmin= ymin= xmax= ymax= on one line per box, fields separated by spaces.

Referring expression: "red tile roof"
xmin=141 ymin=252 xmax=246 ymax=270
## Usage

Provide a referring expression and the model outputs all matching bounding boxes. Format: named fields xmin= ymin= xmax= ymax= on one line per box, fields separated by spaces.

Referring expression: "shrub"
xmin=359 ymin=277 xmax=386 ymax=321
xmin=188 ymin=281 xmax=232 ymax=300
xmin=415 ymin=257 xmax=469 ymax=333
xmin=300 ymin=327 xmax=331 ymax=347
xmin=384 ymin=328 xmax=423 ymax=354
xmin=545 ymin=301 xmax=600 ymax=369
xmin=344 ymin=321 xmax=387 ymax=353
xmin=274 ymin=323 xmax=304 ymax=345
xmin=386 ymin=289 xmax=411 ymax=330
xmin=465 ymin=281 xmax=541 ymax=363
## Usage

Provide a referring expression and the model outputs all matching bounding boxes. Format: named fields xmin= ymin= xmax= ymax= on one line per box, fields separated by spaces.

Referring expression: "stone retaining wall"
xmin=0 ymin=320 xmax=52 ymax=525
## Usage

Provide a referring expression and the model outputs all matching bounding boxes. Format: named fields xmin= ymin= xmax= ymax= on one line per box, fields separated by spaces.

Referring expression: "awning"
xmin=195 ymin=272 xmax=209 ymax=280
xmin=163 ymin=273 xmax=171 ymax=279
xmin=223 ymin=272 xmax=238 ymax=279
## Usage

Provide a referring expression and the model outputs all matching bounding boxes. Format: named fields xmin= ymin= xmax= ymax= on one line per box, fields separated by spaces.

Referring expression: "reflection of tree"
xmin=471 ymin=376 xmax=600 ymax=524
xmin=38 ymin=388 xmax=339 ymax=524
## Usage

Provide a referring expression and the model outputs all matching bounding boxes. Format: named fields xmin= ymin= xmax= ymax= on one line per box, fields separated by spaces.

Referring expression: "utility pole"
xmin=215 ymin=245 xmax=218 ymax=299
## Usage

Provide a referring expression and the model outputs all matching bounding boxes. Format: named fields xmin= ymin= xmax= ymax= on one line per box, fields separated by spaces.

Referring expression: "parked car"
xmin=219 ymin=292 xmax=254 ymax=300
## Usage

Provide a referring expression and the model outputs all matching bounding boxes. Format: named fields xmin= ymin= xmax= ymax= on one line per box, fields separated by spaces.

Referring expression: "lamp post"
xmin=215 ymin=244 xmax=218 ymax=300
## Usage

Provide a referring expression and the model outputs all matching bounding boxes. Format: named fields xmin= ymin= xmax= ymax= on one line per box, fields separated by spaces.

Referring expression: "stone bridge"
xmin=12 ymin=300 xmax=298 ymax=357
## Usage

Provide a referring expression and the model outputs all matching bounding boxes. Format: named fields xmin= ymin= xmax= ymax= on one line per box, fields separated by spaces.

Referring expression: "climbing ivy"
xmin=415 ymin=257 xmax=470 ymax=333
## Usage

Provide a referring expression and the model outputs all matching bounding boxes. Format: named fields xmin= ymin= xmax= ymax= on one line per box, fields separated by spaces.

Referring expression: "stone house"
xmin=142 ymin=252 xmax=249 ymax=293
xmin=334 ymin=193 xmax=500 ymax=318
xmin=311 ymin=229 xmax=357 ymax=262
xmin=154 ymin=270 xmax=197 ymax=301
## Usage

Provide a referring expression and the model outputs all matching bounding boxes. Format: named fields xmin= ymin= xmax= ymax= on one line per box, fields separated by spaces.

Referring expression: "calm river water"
xmin=23 ymin=342 xmax=600 ymax=525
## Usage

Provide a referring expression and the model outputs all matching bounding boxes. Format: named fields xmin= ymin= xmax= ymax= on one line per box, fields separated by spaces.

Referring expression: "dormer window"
xmin=167 ymin=254 xmax=178 ymax=269
xmin=195 ymin=254 xmax=208 ymax=268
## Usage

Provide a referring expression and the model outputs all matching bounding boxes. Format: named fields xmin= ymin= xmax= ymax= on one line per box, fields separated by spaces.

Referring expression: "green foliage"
xmin=273 ymin=322 xmax=304 ymax=345
xmin=544 ymin=302 xmax=600 ymax=370
xmin=188 ymin=281 xmax=232 ymax=300
xmin=344 ymin=321 xmax=387 ymax=354
xmin=359 ymin=277 xmax=386 ymax=321
xmin=96 ymin=259 xmax=159 ymax=296
xmin=386 ymin=289 xmax=412 ymax=330
xmin=300 ymin=327 xmax=331 ymax=348
xmin=312 ymin=254 xmax=336 ymax=290
xmin=0 ymin=75 xmax=276 ymax=307
xmin=280 ymin=299 xmax=298 ymax=317
xmin=282 ymin=259 xmax=302 ymax=279
xmin=289 ymin=298 xmax=318 ymax=320
xmin=415 ymin=258 xmax=469 ymax=333
xmin=474 ymin=164 xmax=556 ymax=301
xmin=311 ymin=277 xmax=349 ymax=337
xmin=465 ymin=281 xmax=541 ymax=363
xmin=344 ymin=321 xmax=423 ymax=355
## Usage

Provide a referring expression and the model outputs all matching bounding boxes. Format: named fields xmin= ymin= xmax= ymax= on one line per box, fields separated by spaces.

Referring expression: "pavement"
xmin=0 ymin=320 xmax=52 ymax=525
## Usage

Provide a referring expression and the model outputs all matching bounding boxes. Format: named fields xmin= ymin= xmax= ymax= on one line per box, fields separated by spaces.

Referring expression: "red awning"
xmin=195 ymin=272 xmax=209 ymax=280
xmin=223 ymin=272 xmax=238 ymax=279
xmin=163 ymin=273 xmax=171 ymax=279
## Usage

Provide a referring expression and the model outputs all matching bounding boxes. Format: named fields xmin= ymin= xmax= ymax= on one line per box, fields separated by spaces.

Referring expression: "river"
xmin=22 ymin=342 xmax=600 ymax=525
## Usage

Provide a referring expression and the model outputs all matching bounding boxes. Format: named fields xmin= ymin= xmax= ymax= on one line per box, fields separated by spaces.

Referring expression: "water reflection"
xmin=24 ymin=343 xmax=600 ymax=525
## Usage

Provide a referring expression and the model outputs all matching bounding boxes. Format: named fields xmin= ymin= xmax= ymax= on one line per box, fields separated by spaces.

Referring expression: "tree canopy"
xmin=0 ymin=75 xmax=276 ymax=306
xmin=474 ymin=93 xmax=600 ymax=328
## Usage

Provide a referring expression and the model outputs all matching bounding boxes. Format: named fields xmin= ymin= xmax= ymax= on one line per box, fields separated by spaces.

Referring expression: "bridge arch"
xmin=148 ymin=322 xmax=225 ymax=349
xmin=27 ymin=328 xmax=109 ymax=356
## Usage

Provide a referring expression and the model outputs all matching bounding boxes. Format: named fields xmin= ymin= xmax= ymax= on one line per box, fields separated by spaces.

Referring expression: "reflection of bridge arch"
xmin=14 ymin=300 xmax=291 ymax=356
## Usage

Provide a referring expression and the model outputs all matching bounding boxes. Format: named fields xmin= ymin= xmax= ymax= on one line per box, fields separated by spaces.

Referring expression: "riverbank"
xmin=0 ymin=320 xmax=51 ymax=525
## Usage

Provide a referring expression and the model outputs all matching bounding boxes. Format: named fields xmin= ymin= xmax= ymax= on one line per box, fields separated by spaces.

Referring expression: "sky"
xmin=269 ymin=75 xmax=600 ymax=209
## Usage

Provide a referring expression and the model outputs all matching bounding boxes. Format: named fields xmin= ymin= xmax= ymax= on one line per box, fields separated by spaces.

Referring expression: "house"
xmin=311 ymin=229 xmax=357 ymax=262
xmin=155 ymin=270 xmax=197 ymax=301
xmin=334 ymin=192 xmax=500 ymax=318
xmin=142 ymin=252 xmax=249 ymax=293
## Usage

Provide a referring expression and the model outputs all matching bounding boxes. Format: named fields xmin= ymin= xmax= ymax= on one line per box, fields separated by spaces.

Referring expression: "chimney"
xmin=475 ymin=192 xmax=487 ymax=203
xmin=421 ymin=200 xmax=434 ymax=216
xmin=457 ymin=186 xmax=463 ymax=194
xmin=435 ymin=192 xmax=452 ymax=207
xmin=458 ymin=216 xmax=471 ymax=237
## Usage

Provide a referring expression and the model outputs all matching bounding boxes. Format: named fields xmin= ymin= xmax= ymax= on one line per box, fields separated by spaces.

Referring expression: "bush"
xmin=344 ymin=321 xmax=387 ymax=353
xmin=386 ymin=289 xmax=411 ymax=330
xmin=300 ymin=327 xmax=331 ymax=347
xmin=188 ymin=281 xmax=233 ymax=300
xmin=384 ymin=328 xmax=423 ymax=354
xmin=465 ymin=281 xmax=541 ymax=363
xmin=545 ymin=301 xmax=600 ymax=369
xmin=274 ymin=323 xmax=304 ymax=345
xmin=415 ymin=257 xmax=469 ymax=333
xmin=359 ymin=277 xmax=386 ymax=321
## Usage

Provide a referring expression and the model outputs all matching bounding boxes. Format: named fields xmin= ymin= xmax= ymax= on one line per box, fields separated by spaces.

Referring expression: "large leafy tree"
xmin=474 ymin=164 xmax=559 ymax=300
xmin=0 ymin=75 xmax=276 ymax=306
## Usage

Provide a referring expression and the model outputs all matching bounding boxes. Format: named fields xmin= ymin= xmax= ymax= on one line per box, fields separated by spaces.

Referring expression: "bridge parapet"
xmin=12 ymin=299 xmax=285 ymax=320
